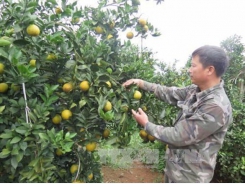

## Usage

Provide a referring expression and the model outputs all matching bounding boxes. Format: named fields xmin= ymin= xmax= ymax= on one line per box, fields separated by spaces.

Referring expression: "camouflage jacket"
xmin=143 ymin=80 xmax=233 ymax=183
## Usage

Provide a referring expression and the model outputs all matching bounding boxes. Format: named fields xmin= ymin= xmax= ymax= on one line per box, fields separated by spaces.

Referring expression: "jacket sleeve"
xmin=145 ymin=103 xmax=228 ymax=147
xmin=142 ymin=81 xmax=190 ymax=105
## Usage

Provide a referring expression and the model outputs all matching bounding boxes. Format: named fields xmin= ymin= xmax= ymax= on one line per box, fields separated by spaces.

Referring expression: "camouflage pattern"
xmin=143 ymin=80 xmax=233 ymax=183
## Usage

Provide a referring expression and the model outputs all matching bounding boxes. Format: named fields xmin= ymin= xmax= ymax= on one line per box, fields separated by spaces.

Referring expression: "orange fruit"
xmin=126 ymin=31 xmax=134 ymax=39
xmin=88 ymin=173 xmax=93 ymax=181
xmin=102 ymin=129 xmax=110 ymax=138
xmin=79 ymin=81 xmax=90 ymax=92
xmin=52 ymin=114 xmax=62 ymax=124
xmin=61 ymin=109 xmax=72 ymax=120
xmin=86 ymin=142 xmax=96 ymax=152
xmin=62 ymin=82 xmax=73 ymax=93
xmin=26 ymin=24 xmax=40 ymax=36
xmin=95 ymin=26 xmax=103 ymax=34
xmin=55 ymin=7 xmax=62 ymax=14
xmin=30 ymin=59 xmax=36 ymax=67
xmin=55 ymin=148 xmax=63 ymax=156
xmin=133 ymin=90 xmax=142 ymax=100
xmin=138 ymin=18 xmax=147 ymax=26
xmin=70 ymin=164 xmax=78 ymax=174
xmin=139 ymin=129 xmax=148 ymax=139
xmin=147 ymin=134 xmax=155 ymax=142
xmin=103 ymin=101 xmax=112 ymax=111
xmin=0 ymin=63 xmax=5 ymax=74
xmin=0 ymin=83 xmax=8 ymax=93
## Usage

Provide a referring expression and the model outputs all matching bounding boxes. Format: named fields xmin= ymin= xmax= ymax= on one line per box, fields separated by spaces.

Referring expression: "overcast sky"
xmin=71 ymin=0 xmax=245 ymax=69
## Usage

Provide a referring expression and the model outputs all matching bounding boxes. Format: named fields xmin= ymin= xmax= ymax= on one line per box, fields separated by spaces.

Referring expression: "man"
xmin=122 ymin=45 xmax=233 ymax=183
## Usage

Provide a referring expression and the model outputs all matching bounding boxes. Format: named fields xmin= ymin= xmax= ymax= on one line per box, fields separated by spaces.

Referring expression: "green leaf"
xmin=39 ymin=133 xmax=50 ymax=141
xmin=19 ymin=141 xmax=28 ymax=151
xmin=16 ymin=151 xmax=24 ymax=162
xmin=0 ymin=48 xmax=8 ymax=59
xmin=0 ymin=106 xmax=5 ymax=113
xmin=10 ymin=136 xmax=22 ymax=144
xmin=11 ymin=156 xmax=18 ymax=169
xmin=11 ymin=147 xmax=19 ymax=155
xmin=0 ymin=148 xmax=11 ymax=158
xmin=0 ymin=132 xmax=13 ymax=139
xmin=15 ymin=126 xmax=28 ymax=135
xmin=79 ymin=99 xmax=87 ymax=108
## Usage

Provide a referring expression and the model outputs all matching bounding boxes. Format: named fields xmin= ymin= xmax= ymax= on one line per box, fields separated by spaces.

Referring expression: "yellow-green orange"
xmin=133 ymin=90 xmax=142 ymax=100
xmin=30 ymin=59 xmax=36 ymax=67
xmin=46 ymin=53 xmax=57 ymax=60
xmin=52 ymin=114 xmax=62 ymax=124
xmin=56 ymin=148 xmax=63 ymax=156
xmin=0 ymin=63 xmax=5 ymax=74
xmin=0 ymin=83 xmax=8 ymax=93
xmin=26 ymin=24 xmax=40 ymax=36
xmin=70 ymin=164 xmax=78 ymax=174
xmin=61 ymin=109 xmax=72 ymax=120
xmin=95 ymin=26 xmax=103 ymax=34
xmin=103 ymin=101 xmax=112 ymax=111
xmin=55 ymin=7 xmax=62 ymax=14
xmin=88 ymin=173 xmax=93 ymax=181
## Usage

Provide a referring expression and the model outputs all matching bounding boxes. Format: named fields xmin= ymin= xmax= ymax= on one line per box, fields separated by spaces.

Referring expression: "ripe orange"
xmin=138 ymin=18 xmax=147 ymax=26
xmin=61 ymin=109 xmax=72 ymax=120
xmin=52 ymin=114 xmax=62 ymax=124
xmin=103 ymin=101 xmax=112 ymax=111
xmin=86 ymin=142 xmax=96 ymax=152
xmin=133 ymin=90 xmax=142 ymax=100
xmin=26 ymin=24 xmax=40 ymax=36
xmin=139 ymin=129 xmax=148 ymax=139
xmin=79 ymin=81 xmax=90 ymax=92
xmin=147 ymin=134 xmax=155 ymax=142
xmin=62 ymin=82 xmax=73 ymax=93
xmin=126 ymin=31 xmax=134 ymax=39
xmin=102 ymin=129 xmax=110 ymax=138
xmin=95 ymin=26 xmax=103 ymax=34
xmin=0 ymin=83 xmax=8 ymax=93
xmin=70 ymin=164 xmax=78 ymax=174
xmin=0 ymin=63 xmax=5 ymax=74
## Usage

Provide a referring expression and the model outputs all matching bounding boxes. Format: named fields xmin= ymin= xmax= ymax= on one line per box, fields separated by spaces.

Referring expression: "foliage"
xmin=213 ymin=35 xmax=245 ymax=183
xmin=0 ymin=0 xmax=162 ymax=182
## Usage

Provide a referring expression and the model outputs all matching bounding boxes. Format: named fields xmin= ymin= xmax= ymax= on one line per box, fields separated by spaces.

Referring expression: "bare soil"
xmin=101 ymin=161 xmax=164 ymax=183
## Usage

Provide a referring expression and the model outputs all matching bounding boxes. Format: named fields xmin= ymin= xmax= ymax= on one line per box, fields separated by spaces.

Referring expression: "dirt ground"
xmin=101 ymin=161 xmax=164 ymax=183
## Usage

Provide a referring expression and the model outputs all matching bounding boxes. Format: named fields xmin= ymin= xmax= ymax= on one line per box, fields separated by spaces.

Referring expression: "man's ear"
xmin=207 ymin=66 xmax=215 ymax=75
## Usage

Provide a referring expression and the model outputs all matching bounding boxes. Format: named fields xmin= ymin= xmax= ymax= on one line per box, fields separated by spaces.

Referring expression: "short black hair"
xmin=192 ymin=45 xmax=229 ymax=77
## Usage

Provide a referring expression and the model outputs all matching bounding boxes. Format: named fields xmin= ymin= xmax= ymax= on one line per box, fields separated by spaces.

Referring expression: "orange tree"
xmin=0 ymin=0 xmax=161 ymax=182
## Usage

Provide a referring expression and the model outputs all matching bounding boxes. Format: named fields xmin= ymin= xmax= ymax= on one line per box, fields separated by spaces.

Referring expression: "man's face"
xmin=188 ymin=55 xmax=208 ymax=85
